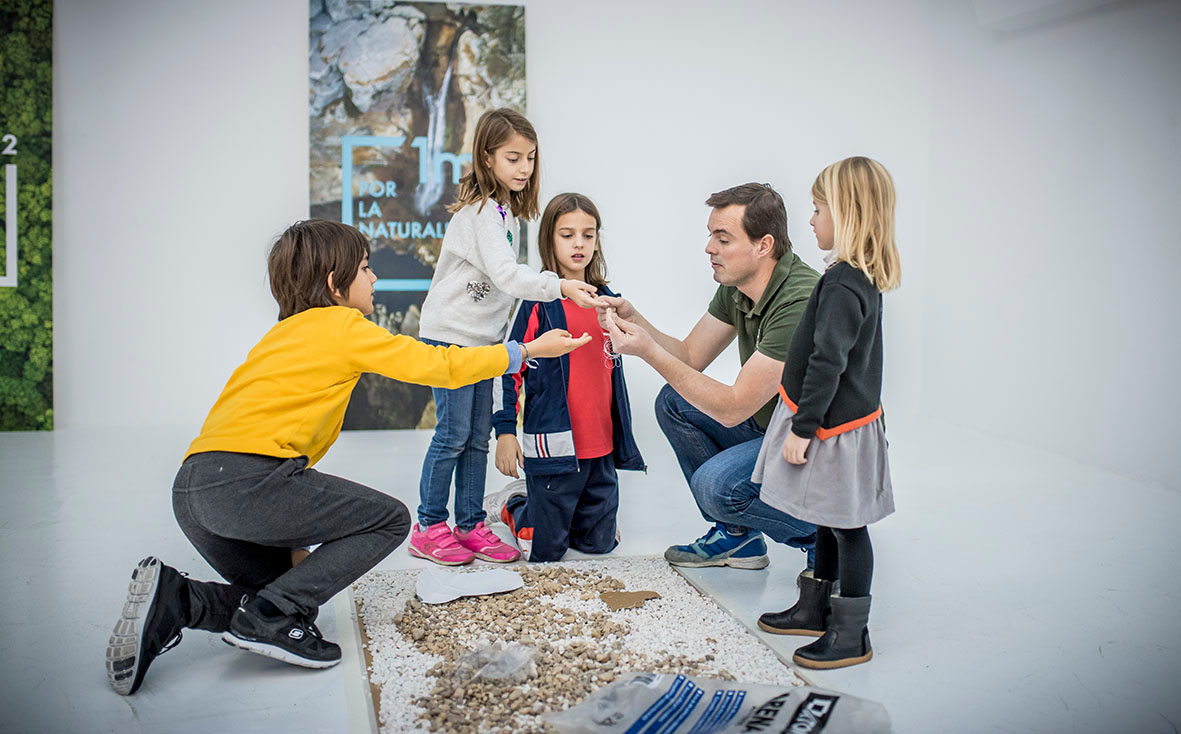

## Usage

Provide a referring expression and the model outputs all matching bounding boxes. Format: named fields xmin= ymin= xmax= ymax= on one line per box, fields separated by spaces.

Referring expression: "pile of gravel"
xmin=353 ymin=557 xmax=803 ymax=734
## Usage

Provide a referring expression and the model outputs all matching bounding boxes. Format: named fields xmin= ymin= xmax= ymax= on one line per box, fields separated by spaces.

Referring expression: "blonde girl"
xmin=752 ymin=156 xmax=901 ymax=669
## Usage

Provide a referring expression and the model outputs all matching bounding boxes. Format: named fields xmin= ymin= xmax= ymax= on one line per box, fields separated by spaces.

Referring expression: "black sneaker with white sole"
xmin=106 ymin=556 xmax=189 ymax=695
xmin=221 ymin=596 xmax=341 ymax=668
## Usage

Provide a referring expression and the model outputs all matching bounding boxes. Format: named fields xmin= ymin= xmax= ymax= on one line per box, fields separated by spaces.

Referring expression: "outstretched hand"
xmin=561 ymin=280 xmax=608 ymax=310
xmin=595 ymin=295 xmax=635 ymax=330
xmin=526 ymin=328 xmax=593 ymax=359
xmin=603 ymin=309 xmax=655 ymax=359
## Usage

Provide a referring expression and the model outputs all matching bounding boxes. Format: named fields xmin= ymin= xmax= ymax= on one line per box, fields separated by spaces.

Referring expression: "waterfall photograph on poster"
xmin=309 ymin=1 xmax=526 ymax=430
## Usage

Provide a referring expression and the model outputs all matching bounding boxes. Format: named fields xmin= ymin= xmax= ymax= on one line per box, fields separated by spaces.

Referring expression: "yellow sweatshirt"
xmin=185 ymin=306 xmax=509 ymax=466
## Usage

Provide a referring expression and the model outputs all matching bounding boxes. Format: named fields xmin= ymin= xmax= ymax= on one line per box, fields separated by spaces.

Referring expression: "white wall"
xmin=54 ymin=0 xmax=1180 ymax=490
xmin=921 ymin=0 xmax=1181 ymax=491
xmin=55 ymin=0 xmax=308 ymax=431
xmin=523 ymin=0 xmax=933 ymax=454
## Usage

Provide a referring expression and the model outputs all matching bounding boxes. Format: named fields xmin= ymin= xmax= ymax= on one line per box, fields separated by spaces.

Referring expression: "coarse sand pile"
xmin=353 ymin=557 xmax=803 ymax=733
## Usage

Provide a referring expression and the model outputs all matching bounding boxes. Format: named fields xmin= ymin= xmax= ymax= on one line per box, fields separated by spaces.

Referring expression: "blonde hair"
xmin=538 ymin=193 xmax=609 ymax=288
xmin=448 ymin=108 xmax=541 ymax=220
xmin=812 ymin=156 xmax=901 ymax=292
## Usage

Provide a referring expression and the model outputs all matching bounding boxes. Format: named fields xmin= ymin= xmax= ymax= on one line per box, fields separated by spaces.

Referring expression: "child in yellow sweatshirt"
xmin=105 ymin=219 xmax=590 ymax=696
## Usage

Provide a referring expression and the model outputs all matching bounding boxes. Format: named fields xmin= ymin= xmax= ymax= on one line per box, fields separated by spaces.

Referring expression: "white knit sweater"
xmin=418 ymin=201 xmax=562 ymax=346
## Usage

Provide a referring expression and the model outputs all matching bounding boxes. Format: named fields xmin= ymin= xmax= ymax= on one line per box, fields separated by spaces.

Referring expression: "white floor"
xmin=1 ymin=418 xmax=1178 ymax=733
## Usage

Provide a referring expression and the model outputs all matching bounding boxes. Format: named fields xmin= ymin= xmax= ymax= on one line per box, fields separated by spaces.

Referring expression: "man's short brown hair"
xmin=267 ymin=219 xmax=370 ymax=320
xmin=704 ymin=183 xmax=792 ymax=259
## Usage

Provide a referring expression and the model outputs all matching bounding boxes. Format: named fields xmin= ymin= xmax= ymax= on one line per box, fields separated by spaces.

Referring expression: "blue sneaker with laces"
xmin=664 ymin=523 xmax=770 ymax=569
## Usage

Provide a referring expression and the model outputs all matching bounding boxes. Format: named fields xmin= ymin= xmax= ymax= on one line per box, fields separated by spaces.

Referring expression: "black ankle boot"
xmin=757 ymin=575 xmax=833 ymax=636
xmin=792 ymin=594 xmax=873 ymax=669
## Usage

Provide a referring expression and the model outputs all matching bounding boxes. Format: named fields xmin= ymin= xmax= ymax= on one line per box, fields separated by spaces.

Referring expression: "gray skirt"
xmin=752 ymin=399 xmax=894 ymax=529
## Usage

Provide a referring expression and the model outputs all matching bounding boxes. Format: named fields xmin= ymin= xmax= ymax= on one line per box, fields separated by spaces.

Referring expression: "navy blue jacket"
xmin=492 ymin=285 xmax=645 ymax=476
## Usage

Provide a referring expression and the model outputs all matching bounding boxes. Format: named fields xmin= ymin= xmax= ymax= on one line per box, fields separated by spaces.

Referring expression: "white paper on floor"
xmin=415 ymin=566 xmax=524 ymax=604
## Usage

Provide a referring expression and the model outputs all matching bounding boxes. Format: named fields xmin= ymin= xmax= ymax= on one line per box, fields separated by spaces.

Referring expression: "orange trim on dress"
xmin=777 ymin=385 xmax=882 ymax=441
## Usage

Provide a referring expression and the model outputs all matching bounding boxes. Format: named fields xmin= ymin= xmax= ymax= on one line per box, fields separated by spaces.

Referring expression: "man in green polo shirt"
xmin=600 ymin=183 xmax=820 ymax=571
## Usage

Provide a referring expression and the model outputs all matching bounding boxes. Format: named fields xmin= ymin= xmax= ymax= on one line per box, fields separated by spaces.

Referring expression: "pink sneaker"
xmin=408 ymin=522 xmax=475 ymax=566
xmin=454 ymin=521 xmax=521 ymax=563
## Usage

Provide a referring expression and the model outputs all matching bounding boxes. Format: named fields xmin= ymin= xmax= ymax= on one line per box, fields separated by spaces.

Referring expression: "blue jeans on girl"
xmin=417 ymin=338 xmax=494 ymax=531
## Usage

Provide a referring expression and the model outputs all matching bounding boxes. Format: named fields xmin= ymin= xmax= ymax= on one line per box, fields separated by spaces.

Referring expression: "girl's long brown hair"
xmin=537 ymin=193 xmax=609 ymax=289
xmin=448 ymin=108 xmax=540 ymax=220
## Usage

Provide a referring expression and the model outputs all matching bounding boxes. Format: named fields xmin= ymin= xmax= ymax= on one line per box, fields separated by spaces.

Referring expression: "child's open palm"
xmin=527 ymin=328 xmax=593 ymax=358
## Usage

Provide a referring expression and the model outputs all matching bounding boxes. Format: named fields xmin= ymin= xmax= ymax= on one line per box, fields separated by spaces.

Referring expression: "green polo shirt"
xmin=707 ymin=251 xmax=820 ymax=429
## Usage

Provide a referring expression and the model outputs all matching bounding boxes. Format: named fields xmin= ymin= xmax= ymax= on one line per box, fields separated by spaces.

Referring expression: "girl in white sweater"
xmin=412 ymin=108 xmax=603 ymax=565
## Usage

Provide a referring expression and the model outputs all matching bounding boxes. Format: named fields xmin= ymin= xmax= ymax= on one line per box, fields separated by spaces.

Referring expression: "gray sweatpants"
xmin=172 ymin=451 xmax=410 ymax=631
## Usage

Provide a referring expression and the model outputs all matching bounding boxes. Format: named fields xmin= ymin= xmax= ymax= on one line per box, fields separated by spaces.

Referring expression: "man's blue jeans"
xmin=654 ymin=384 xmax=816 ymax=559
xmin=417 ymin=338 xmax=493 ymax=531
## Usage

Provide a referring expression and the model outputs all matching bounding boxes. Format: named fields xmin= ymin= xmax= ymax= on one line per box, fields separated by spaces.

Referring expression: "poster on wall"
xmin=0 ymin=0 xmax=52 ymax=431
xmin=309 ymin=1 xmax=526 ymax=430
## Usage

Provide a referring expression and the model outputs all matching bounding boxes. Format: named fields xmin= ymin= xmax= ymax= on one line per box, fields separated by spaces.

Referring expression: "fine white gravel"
xmin=353 ymin=557 xmax=803 ymax=733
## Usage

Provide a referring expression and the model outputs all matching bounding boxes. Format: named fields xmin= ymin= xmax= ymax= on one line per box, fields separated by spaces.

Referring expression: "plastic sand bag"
xmin=452 ymin=640 xmax=537 ymax=685
xmin=541 ymin=672 xmax=891 ymax=734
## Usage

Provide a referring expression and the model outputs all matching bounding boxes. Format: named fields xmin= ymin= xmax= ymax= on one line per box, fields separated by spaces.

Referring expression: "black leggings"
xmin=812 ymin=526 xmax=873 ymax=598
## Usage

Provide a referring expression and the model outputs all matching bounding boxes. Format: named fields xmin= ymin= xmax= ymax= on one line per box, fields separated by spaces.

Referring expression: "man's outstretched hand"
xmin=595 ymin=295 xmax=636 ymax=331
xmin=604 ymin=309 xmax=656 ymax=359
